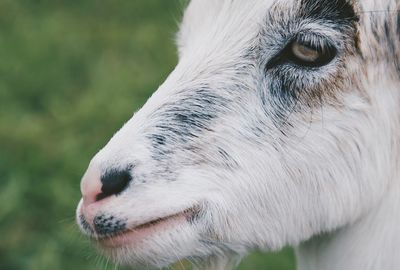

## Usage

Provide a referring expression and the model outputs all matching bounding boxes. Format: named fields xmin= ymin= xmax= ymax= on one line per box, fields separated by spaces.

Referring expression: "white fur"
xmin=77 ymin=0 xmax=400 ymax=269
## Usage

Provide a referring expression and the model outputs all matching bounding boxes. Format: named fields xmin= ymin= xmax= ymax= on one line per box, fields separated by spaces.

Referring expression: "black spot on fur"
xmin=150 ymin=134 xmax=166 ymax=146
xmin=217 ymin=147 xmax=230 ymax=162
xmin=147 ymin=87 xmax=227 ymax=160
xmin=186 ymin=208 xmax=202 ymax=225
xmin=216 ymin=147 xmax=239 ymax=168
xmin=299 ymin=0 xmax=358 ymax=23
xmin=397 ymin=11 xmax=400 ymax=36
xmin=372 ymin=12 xmax=400 ymax=76
xmin=397 ymin=12 xmax=400 ymax=74
xmin=384 ymin=19 xmax=397 ymax=56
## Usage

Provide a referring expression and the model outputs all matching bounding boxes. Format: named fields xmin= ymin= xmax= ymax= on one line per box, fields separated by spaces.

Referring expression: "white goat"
xmin=76 ymin=0 xmax=400 ymax=269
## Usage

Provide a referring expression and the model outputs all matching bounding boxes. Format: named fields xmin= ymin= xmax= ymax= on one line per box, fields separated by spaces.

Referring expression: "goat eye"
xmin=291 ymin=42 xmax=320 ymax=63
xmin=289 ymin=39 xmax=336 ymax=67
xmin=265 ymin=35 xmax=337 ymax=71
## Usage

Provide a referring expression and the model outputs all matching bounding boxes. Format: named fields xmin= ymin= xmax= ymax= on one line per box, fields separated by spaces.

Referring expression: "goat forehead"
xmin=360 ymin=0 xmax=397 ymax=9
xmin=181 ymin=0 xmax=361 ymax=51
xmin=180 ymin=0 xmax=399 ymax=67
xmin=178 ymin=0 xmax=280 ymax=52
xmin=179 ymin=0 xmax=358 ymax=60
xmin=185 ymin=0 xmax=393 ymax=11
xmin=182 ymin=0 xmax=395 ymax=30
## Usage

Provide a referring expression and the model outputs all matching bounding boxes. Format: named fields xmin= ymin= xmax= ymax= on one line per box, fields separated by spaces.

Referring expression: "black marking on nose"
xmin=79 ymin=214 xmax=94 ymax=235
xmin=93 ymin=214 xmax=127 ymax=236
xmin=96 ymin=166 xmax=133 ymax=201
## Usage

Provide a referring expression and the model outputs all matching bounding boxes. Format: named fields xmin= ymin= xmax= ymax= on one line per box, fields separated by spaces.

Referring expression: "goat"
xmin=76 ymin=0 xmax=400 ymax=269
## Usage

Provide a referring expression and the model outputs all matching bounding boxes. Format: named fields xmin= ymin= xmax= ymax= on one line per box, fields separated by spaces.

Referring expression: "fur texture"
xmin=76 ymin=0 xmax=400 ymax=269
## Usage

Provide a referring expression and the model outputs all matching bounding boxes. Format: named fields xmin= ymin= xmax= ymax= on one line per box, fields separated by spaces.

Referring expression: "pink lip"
xmin=97 ymin=210 xmax=195 ymax=248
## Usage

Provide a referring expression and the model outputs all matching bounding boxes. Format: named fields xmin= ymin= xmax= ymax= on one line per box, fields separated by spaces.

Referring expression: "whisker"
xmin=360 ymin=10 xmax=400 ymax=14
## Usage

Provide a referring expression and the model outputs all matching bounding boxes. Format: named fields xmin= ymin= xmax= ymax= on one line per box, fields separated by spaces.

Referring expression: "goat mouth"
xmin=97 ymin=208 xmax=198 ymax=248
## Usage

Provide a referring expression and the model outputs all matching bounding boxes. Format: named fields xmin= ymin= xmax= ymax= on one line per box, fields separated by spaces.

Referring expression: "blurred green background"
xmin=0 ymin=1 xmax=295 ymax=269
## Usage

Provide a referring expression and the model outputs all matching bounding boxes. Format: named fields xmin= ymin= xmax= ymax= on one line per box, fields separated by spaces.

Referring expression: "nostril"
xmin=96 ymin=166 xmax=133 ymax=201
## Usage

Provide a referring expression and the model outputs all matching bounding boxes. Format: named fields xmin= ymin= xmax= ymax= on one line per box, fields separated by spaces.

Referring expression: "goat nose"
xmin=97 ymin=167 xmax=132 ymax=201
xmin=81 ymin=162 xmax=133 ymax=206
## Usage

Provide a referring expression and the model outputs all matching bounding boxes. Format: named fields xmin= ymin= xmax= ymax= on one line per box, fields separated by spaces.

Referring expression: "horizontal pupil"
xmin=293 ymin=43 xmax=321 ymax=62
xmin=264 ymin=35 xmax=337 ymax=70
xmin=288 ymin=37 xmax=336 ymax=67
